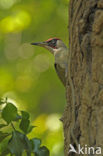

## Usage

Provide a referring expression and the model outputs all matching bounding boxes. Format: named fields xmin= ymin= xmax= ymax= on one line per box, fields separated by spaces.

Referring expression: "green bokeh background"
xmin=0 ymin=0 xmax=68 ymax=155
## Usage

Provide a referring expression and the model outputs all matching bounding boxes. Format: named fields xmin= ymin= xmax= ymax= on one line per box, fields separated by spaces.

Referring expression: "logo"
xmin=68 ymin=144 xmax=101 ymax=155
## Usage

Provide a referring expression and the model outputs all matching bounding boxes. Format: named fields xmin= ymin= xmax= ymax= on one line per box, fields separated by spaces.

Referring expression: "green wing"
xmin=54 ymin=63 xmax=66 ymax=86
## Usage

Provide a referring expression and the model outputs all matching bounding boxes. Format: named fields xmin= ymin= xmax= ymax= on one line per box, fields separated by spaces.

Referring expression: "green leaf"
xmin=23 ymin=134 xmax=31 ymax=156
xmin=8 ymin=131 xmax=31 ymax=156
xmin=0 ymin=149 xmax=10 ymax=156
xmin=37 ymin=146 xmax=49 ymax=156
xmin=19 ymin=119 xmax=30 ymax=134
xmin=21 ymin=111 xmax=30 ymax=120
xmin=30 ymin=138 xmax=41 ymax=153
xmin=0 ymin=131 xmax=10 ymax=142
xmin=2 ymin=103 xmax=18 ymax=124
xmin=20 ymin=111 xmax=35 ymax=134
xmin=13 ymin=114 xmax=21 ymax=121
xmin=0 ymin=124 xmax=7 ymax=129
xmin=0 ymin=98 xmax=6 ymax=105
xmin=27 ymin=125 xmax=35 ymax=134
xmin=30 ymin=138 xmax=49 ymax=156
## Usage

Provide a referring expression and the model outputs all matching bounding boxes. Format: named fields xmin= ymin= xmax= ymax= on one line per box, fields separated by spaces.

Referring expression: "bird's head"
xmin=31 ymin=38 xmax=66 ymax=54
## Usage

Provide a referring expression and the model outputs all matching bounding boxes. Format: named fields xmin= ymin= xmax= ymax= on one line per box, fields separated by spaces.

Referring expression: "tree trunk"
xmin=62 ymin=0 xmax=103 ymax=155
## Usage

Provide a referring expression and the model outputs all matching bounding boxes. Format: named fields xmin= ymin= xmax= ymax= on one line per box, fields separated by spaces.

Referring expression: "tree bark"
xmin=62 ymin=0 xmax=103 ymax=155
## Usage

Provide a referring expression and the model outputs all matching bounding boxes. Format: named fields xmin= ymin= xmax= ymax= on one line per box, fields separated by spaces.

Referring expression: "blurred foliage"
xmin=0 ymin=98 xmax=49 ymax=156
xmin=0 ymin=0 xmax=68 ymax=155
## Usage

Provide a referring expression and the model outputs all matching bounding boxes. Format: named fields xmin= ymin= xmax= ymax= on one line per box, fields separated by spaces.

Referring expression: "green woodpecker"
xmin=31 ymin=38 xmax=68 ymax=86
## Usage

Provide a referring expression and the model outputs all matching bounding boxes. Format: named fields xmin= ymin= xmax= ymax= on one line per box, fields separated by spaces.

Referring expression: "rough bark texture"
xmin=62 ymin=0 xmax=103 ymax=155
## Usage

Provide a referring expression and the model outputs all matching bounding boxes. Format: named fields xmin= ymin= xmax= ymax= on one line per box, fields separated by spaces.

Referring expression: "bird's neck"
xmin=54 ymin=47 xmax=68 ymax=69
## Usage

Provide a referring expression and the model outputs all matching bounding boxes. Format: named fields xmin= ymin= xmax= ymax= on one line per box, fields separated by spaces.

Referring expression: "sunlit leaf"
xmin=0 ymin=10 xmax=31 ymax=33
xmin=0 ymin=124 xmax=7 ymax=129
xmin=0 ymin=131 xmax=10 ymax=142
xmin=1 ymin=103 xmax=18 ymax=124
xmin=27 ymin=125 xmax=35 ymax=134
xmin=0 ymin=98 xmax=6 ymax=105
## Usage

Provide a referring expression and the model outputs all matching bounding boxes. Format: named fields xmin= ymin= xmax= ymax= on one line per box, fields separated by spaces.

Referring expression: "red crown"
xmin=46 ymin=38 xmax=60 ymax=42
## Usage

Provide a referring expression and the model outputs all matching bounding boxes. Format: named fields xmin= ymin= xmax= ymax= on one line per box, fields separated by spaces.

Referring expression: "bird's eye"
xmin=47 ymin=39 xmax=57 ymax=48
xmin=51 ymin=39 xmax=56 ymax=44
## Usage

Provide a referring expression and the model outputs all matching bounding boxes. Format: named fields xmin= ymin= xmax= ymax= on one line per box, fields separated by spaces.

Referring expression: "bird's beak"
xmin=31 ymin=42 xmax=47 ymax=47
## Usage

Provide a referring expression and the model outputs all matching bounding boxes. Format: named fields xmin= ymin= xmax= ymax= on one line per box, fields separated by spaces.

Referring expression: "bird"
xmin=31 ymin=38 xmax=68 ymax=86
